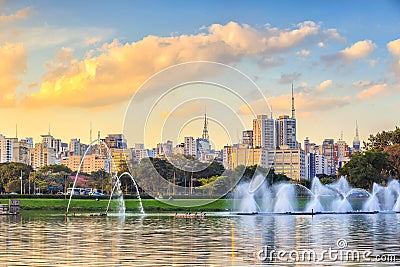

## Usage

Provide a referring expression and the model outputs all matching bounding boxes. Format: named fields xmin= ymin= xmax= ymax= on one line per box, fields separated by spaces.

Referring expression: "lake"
xmin=0 ymin=212 xmax=399 ymax=266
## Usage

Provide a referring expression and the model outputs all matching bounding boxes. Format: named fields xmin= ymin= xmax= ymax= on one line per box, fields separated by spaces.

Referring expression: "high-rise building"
xmin=322 ymin=139 xmax=335 ymax=175
xmin=69 ymin=138 xmax=81 ymax=156
xmin=61 ymin=154 xmax=109 ymax=173
xmin=105 ymin=134 xmax=127 ymax=149
xmin=268 ymin=148 xmax=305 ymax=181
xmin=305 ymin=150 xmax=328 ymax=179
xmin=184 ymin=137 xmax=197 ymax=157
xmin=12 ymin=138 xmax=31 ymax=165
xmin=275 ymin=84 xmax=297 ymax=149
xmin=30 ymin=143 xmax=56 ymax=170
xmin=253 ymin=115 xmax=274 ymax=149
xmin=0 ymin=134 xmax=13 ymax=163
xmin=242 ymin=130 xmax=253 ymax=147
xmin=335 ymin=139 xmax=350 ymax=169
xmin=275 ymin=115 xmax=297 ymax=149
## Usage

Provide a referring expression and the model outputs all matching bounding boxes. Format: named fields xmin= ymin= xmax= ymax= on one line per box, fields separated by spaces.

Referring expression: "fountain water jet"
xmin=233 ymin=175 xmax=400 ymax=215
xmin=106 ymin=172 xmax=145 ymax=215
xmin=363 ymin=183 xmax=382 ymax=212
xmin=273 ymin=183 xmax=295 ymax=213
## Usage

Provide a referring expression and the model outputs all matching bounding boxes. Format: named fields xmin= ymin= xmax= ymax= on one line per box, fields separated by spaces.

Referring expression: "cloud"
xmin=0 ymin=7 xmax=33 ymax=23
xmin=318 ymin=42 xmax=324 ymax=48
xmin=1 ymin=25 xmax=115 ymax=50
xmin=0 ymin=42 xmax=27 ymax=107
xmin=356 ymin=83 xmax=387 ymax=100
xmin=341 ymin=40 xmax=376 ymax=61
xmin=295 ymin=49 xmax=310 ymax=57
xmin=387 ymin=38 xmax=400 ymax=74
xmin=21 ymin=21 xmax=338 ymax=108
xmin=352 ymin=80 xmax=372 ymax=87
xmin=257 ymin=55 xmax=284 ymax=69
xmin=321 ymin=40 xmax=377 ymax=65
xmin=279 ymin=72 xmax=301 ymax=84
xmin=316 ymin=79 xmax=332 ymax=91
xmin=239 ymin=92 xmax=350 ymax=115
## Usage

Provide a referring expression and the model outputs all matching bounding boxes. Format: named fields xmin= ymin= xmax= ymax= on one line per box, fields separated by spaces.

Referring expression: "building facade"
xmin=253 ymin=115 xmax=274 ymax=149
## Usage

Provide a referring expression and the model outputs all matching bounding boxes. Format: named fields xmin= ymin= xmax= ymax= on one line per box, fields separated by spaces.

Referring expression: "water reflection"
xmin=0 ymin=213 xmax=399 ymax=266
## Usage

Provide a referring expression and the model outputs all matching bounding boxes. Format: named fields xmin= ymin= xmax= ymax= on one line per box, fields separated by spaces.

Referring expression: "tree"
xmin=5 ymin=180 xmax=21 ymax=193
xmin=40 ymin=164 xmax=72 ymax=174
xmin=338 ymin=149 xmax=392 ymax=190
xmin=0 ymin=162 xmax=32 ymax=193
xmin=384 ymin=144 xmax=400 ymax=178
xmin=364 ymin=126 xmax=400 ymax=150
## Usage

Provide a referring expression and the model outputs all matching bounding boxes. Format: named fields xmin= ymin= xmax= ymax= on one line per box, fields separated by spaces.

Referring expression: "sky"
xmin=1 ymin=0 xmax=400 ymax=149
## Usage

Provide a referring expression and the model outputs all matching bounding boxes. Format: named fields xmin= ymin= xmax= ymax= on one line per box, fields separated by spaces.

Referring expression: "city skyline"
xmin=0 ymin=1 xmax=399 ymax=148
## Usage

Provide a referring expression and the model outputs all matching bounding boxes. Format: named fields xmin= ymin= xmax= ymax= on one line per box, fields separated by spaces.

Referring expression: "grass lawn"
xmin=0 ymin=198 xmax=233 ymax=213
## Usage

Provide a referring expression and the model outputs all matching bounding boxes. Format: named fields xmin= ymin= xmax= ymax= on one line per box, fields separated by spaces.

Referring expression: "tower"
xmin=202 ymin=109 xmax=209 ymax=140
xmin=353 ymin=120 xmax=360 ymax=152
xmin=291 ymin=83 xmax=295 ymax=119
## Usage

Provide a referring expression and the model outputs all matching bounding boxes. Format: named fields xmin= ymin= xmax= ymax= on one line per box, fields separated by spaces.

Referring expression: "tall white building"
xmin=12 ymin=138 xmax=32 ymax=165
xmin=306 ymin=150 xmax=328 ymax=179
xmin=253 ymin=115 xmax=274 ymax=149
xmin=69 ymin=138 xmax=81 ymax=156
xmin=322 ymin=139 xmax=335 ymax=175
xmin=275 ymin=115 xmax=297 ymax=149
xmin=275 ymin=84 xmax=297 ymax=149
xmin=0 ymin=134 xmax=13 ymax=163
xmin=30 ymin=143 xmax=56 ymax=170
xmin=184 ymin=137 xmax=197 ymax=157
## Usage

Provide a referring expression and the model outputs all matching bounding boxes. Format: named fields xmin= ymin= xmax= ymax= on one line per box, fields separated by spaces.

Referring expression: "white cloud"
xmin=279 ymin=72 xmax=301 ymax=84
xmin=316 ymin=79 xmax=332 ymax=91
xmin=239 ymin=92 xmax=350 ymax=115
xmin=0 ymin=42 xmax=27 ymax=107
xmin=20 ymin=21 xmax=340 ymax=108
xmin=0 ymin=7 xmax=34 ymax=23
xmin=296 ymin=49 xmax=310 ymax=57
xmin=340 ymin=40 xmax=377 ymax=62
xmin=356 ymin=83 xmax=387 ymax=100
xmin=387 ymin=38 xmax=400 ymax=74
xmin=321 ymin=40 xmax=377 ymax=65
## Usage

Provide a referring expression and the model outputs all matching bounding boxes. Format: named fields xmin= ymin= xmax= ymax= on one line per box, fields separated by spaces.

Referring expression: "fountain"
xmin=234 ymin=175 xmax=400 ymax=215
xmin=106 ymin=172 xmax=145 ymax=215
xmin=273 ymin=184 xmax=295 ymax=213
xmin=66 ymin=139 xmax=145 ymax=216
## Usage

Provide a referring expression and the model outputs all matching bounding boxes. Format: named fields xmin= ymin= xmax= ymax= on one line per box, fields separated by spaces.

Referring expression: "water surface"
xmin=0 ymin=213 xmax=399 ymax=266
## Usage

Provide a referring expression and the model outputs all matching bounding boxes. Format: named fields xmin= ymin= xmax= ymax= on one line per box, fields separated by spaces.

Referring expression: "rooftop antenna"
xmin=355 ymin=120 xmax=359 ymax=139
xmin=270 ymin=105 xmax=273 ymax=119
xmin=291 ymin=82 xmax=295 ymax=119
xmin=340 ymin=131 xmax=343 ymax=141
xmin=48 ymin=123 xmax=51 ymax=135
xmin=15 ymin=124 xmax=18 ymax=139
xmin=90 ymin=122 xmax=92 ymax=144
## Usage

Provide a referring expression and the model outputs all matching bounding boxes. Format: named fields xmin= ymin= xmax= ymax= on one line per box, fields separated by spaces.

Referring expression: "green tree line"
xmin=339 ymin=126 xmax=400 ymax=190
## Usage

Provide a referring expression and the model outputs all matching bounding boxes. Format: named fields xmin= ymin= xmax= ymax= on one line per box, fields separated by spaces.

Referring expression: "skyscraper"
xmin=275 ymin=84 xmax=297 ymax=149
xmin=322 ymin=139 xmax=335 ymax=175
xmin=252 ymin=115 xmax=274 ymax=149
xmin=275 ymin=115 xmax=297 ymax=149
